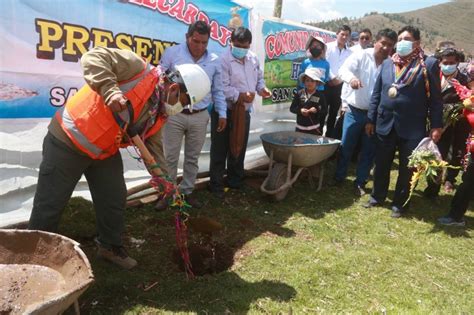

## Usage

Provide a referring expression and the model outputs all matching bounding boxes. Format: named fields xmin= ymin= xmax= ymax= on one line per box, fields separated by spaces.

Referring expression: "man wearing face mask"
xmin=424 ymin=48 xmax=473 ymax=197
xmin=160 ymin=21 xmax=227 ymax=209
xmin=365 ymin=26 xmax=443 ymax=218
xmin=29 ymin=46 xmax=211 ymax=269
xmin=209 ymin=27 xmax=271 ymax=198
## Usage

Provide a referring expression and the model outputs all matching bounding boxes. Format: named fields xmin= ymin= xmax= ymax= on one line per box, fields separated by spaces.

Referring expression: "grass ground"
xmin=59 ymin=161 xmax=473 ymax=314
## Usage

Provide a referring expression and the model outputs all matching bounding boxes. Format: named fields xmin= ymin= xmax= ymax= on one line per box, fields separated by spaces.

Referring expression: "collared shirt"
xmin=220 ymin=48 xmax=266 ymax=111
xmin=325 ymin=41 xmax=352 ymax=78
xmin=339 ymin=48 xmax=381 ymax=110
xmin=350 ymin=44 xmax=363 ymax=52
xmin=160 ymin=43 xmax=227 ymax=118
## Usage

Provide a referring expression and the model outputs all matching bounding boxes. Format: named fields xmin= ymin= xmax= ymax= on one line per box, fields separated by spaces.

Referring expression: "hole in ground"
xmin=172 ymin=242 xmax=234 ymax=276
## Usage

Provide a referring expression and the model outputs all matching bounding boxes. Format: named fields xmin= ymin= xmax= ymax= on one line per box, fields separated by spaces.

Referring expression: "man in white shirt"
xmin=333 ymin=29 xmax=397 ymax=196
xmin=324 ymin=25 xmax=352 ymax=139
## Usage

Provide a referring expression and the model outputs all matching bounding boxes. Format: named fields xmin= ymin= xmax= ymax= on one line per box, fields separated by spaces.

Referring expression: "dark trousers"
xmin=449 ymin=161 xmax=474 ymax=220
xmin=29 ymin=132 xmax=127 ymax=247
xmin=209 ymin=109 xmax=251 ymax=192
xmin=425 ymin=118 xmax=471 ymax=195
xmin=324 ymin=83 xmax=343 ymax=139
xmin=371 ymin=129 xmax=422 ymax=208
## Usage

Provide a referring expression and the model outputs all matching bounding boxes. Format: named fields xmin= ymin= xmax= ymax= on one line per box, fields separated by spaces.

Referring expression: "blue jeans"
xmin=335 ymin=105 xmax=375 ymax=186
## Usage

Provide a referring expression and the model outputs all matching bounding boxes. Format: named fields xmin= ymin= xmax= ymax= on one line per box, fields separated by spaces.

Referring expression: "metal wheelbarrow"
xmin=0 ymin=229 xmax=94 ymax=315
xmin=260 ymin=131 xmax=340 ymax=201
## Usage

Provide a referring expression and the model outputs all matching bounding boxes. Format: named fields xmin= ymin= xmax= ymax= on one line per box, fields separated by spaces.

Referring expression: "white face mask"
xmin=164 ymin=89 xmax=183 ymax=116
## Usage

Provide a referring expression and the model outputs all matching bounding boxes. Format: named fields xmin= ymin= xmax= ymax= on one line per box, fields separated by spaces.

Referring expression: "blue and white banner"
xmin=0 ymin=0 xmax=249 ymax=118
xmin=0 ymin=0 xmax=249 ymax=227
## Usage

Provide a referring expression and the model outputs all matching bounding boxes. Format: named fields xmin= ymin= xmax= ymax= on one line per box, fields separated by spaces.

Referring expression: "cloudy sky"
xmin=236 ymin=0 xmax=450 ymax=23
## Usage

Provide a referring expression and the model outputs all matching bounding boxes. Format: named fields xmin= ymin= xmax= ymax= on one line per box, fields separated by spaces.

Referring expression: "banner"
xmin=0 ymin=0 xmax=249 ymax=119
xmin=0 ymin=0 xmax=249 ymax=227
xmin=261 ymin=19 xmax=336 ymax=105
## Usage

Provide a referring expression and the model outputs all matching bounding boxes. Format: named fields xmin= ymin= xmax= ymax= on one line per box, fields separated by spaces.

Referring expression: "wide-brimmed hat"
xmin=305 ymin=35 xmax=326 ymax=50
xmin=299 ymin=67 xmax=324 ymax=83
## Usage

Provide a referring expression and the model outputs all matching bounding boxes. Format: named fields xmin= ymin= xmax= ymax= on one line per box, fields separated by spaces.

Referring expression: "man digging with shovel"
xmin=29 ymin=46 xmax=211 ymax=270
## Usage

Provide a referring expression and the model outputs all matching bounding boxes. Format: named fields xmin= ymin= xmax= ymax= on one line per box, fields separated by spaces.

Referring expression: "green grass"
xmin=59 ymin=161 xmax=473 ymax=314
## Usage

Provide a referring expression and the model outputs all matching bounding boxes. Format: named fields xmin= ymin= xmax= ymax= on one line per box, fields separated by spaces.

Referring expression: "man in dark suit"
xmin=365 ymin=26 xmax=443 ymax=218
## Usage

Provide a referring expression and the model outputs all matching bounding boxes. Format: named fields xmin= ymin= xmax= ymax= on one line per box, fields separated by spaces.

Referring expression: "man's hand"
xmin=258 ymin=87 xmax=272 ymax=99
xmin=365 ymin=123 xmax=375 ymax=136
xmin=430 ymin=128 xmax=443 ymax=143
xmin=151 ymin=175 xmax=176 ymax=197
xmin=350 ymin=78 xmax=363 ymax=89
xmin=217 ymin=118 xmax=227 ymax=132
xmin=244 ymin=92 xmax=255 ymax=103
xmin=107 ymin=93 xmax=128 ymax=112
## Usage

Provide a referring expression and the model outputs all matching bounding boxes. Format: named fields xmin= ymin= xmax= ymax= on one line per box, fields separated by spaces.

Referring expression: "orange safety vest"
xmin=56 ymin=63 xmax=166 ymax=160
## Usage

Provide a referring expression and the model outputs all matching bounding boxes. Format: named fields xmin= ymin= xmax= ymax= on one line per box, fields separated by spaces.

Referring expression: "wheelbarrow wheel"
xmin=266 ymin=163 xmax=290 ymax=201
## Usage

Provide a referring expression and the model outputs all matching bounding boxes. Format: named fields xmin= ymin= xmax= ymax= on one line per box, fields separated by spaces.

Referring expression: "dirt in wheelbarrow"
xmin=0 ymin=264 xmax=66 ymax=314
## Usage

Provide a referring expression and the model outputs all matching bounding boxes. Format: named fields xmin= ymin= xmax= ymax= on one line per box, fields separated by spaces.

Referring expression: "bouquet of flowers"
xmin=405 ymin=138 xmax=459 ymax=206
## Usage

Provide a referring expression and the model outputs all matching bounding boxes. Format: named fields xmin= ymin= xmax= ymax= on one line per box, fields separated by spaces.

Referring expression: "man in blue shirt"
xmin=209 ymin=27 xmax=270 ymax=198
xmin=160 ymin=21 xmax=227 ymax=209
xmin=365 ymin=26 xmax=443 ymax=218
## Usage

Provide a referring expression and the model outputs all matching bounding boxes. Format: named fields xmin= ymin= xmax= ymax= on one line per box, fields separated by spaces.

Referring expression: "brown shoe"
xmin=444 ymin=181 xmax=454 ymax=193
xmin=97 ymin=245 xmax=137 ymax=270
xmin=155 ymin=197 xmax=169 ymax=211
xmin=185 ymin=193 xmax=203 ymax=209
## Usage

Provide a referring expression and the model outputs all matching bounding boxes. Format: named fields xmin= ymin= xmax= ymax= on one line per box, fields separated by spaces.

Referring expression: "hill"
xmin=308 ymin=0 xmax=474 ymax=56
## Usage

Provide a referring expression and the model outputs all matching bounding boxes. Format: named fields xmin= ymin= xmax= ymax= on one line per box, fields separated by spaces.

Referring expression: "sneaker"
xmin=444 ymin=181 xmax=454 ymax=194
xmin=363 ymin=197 xmax=380 ymax=208
xmin=354 ymin=184 xmax=366 ymax=197
xmin=155 ymin=198 xmax=169 ymax=211
xmin=185 ymin=193 xmax=203 ymax=209
xmin=391 ymin=206 xmax=404 ymax=218
xmin=97 ymin=245 xmax=137 ymax=270
xmin=437 ymin=216 xmax=465 ymax=227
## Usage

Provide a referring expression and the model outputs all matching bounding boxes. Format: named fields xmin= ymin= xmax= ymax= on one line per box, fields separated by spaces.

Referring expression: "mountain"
xmin=308 ymin=0 xmax=474 ymax=56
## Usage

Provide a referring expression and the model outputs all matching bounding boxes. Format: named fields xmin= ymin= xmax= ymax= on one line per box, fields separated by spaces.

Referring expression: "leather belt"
xmin=181 ymin=107 xmax=207 ymax=115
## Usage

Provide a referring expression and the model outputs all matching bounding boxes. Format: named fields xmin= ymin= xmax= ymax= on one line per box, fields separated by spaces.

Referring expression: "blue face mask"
xmin=441 ymin=64 xmax=457 ymax=75
xmin=396 ymin=40 xmax=413 ymax=57
xmin=231 ymin=46 xmax=248 ymax=59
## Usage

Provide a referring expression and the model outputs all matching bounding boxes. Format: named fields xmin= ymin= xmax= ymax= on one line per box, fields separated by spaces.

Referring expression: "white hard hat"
xmin=174 ymin=64 xmax=211 ymax=109
xmin=299 ymin=67 xmax=325 ymax=84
